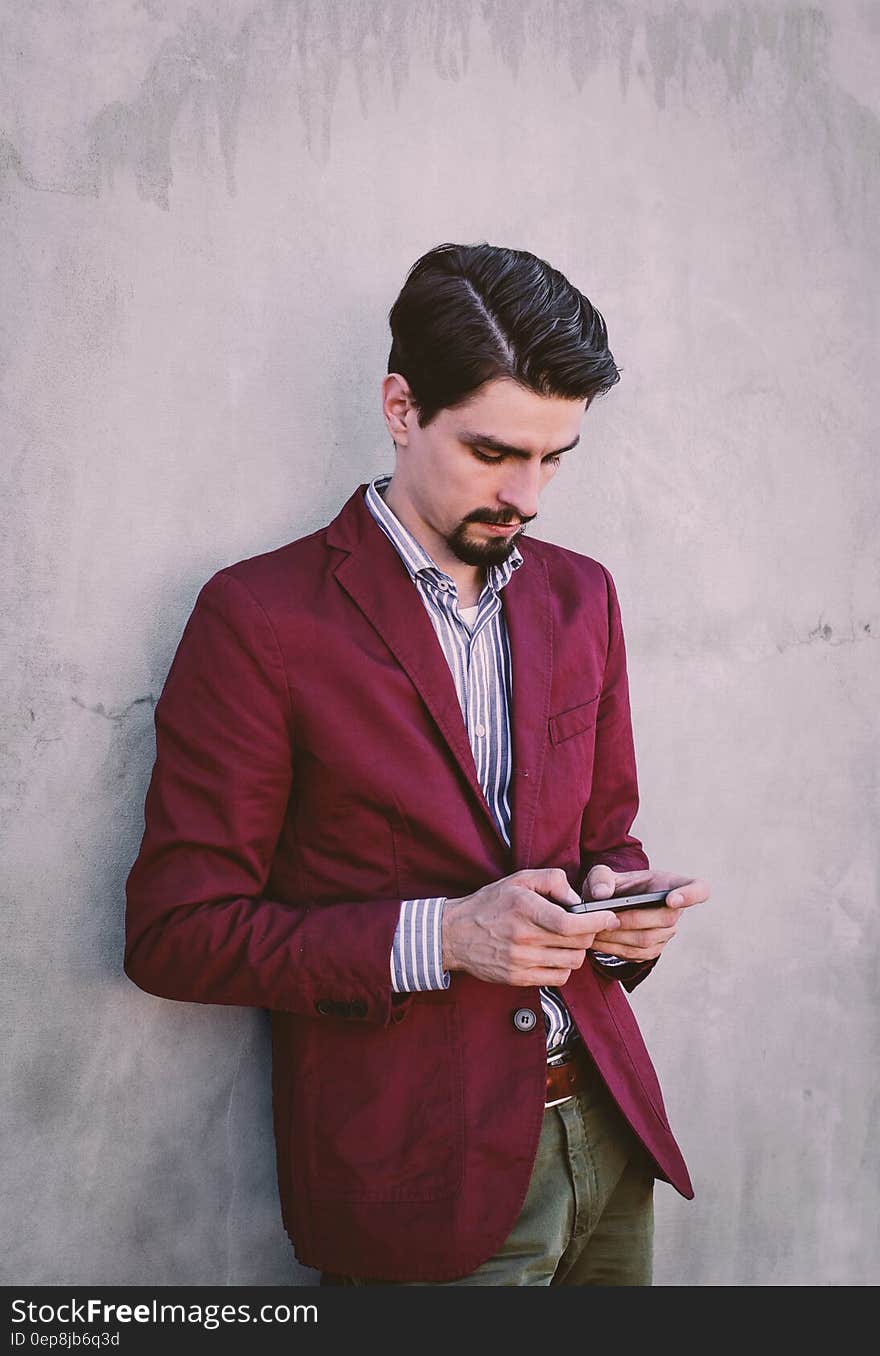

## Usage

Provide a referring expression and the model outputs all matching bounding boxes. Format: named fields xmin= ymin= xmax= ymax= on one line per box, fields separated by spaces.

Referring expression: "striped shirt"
xmin=365 ymin=474 xmax=622 ymax=1054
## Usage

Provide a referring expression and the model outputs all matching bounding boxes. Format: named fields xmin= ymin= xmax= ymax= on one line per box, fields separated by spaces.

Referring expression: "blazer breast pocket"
xmin=548 ymin=695 xmax=600 ymax=746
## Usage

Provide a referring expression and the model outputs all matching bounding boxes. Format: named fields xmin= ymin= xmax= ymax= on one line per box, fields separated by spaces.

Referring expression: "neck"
xmin=382 ymin=475 xmax=486 ymax=606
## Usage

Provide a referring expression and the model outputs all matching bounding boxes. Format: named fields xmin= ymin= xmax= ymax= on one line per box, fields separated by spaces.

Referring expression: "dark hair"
xmin=387 ymin=241 xmax=620 ymax=427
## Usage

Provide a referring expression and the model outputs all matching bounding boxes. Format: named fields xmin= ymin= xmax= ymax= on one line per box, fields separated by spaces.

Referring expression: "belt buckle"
xmin=545 ymin=1043 xmax=577 ymax=1109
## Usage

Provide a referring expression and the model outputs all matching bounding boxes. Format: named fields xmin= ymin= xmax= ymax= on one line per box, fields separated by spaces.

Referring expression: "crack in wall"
xmin=775 ymin=618 xmax=876 ymax=653
xmin=71 ymin=694 xmax=156 ymax=722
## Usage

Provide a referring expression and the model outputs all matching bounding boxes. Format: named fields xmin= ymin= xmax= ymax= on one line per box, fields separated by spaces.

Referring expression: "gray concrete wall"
xmin=2 ymin=0 xmax=877 ymax=1287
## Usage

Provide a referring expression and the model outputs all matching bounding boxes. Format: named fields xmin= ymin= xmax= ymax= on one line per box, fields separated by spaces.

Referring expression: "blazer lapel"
xmin=502 ymin=546 xmax=554 ymax=869
xmin=328 ymin=488 xmax=507 ymax=846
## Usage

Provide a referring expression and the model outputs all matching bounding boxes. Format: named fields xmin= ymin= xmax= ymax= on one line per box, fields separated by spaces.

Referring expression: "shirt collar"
xmin=365 ymin=474 xmax=523 ymax=594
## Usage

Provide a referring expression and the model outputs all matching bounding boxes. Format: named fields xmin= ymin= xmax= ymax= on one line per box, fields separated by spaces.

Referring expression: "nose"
xmin=495 ymin=460 xmax=545 ymax=520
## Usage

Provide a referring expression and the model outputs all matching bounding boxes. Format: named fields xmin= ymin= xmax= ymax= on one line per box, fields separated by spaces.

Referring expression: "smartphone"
xmin=568 ymin=890 xmax=670 ymax=915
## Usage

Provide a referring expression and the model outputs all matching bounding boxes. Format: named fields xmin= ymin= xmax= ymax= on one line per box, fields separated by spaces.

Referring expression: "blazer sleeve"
xmin=123 ymin=570 xmax=412 ymax=1026
xmin=576 ymin=564 xmax=657 ymax=994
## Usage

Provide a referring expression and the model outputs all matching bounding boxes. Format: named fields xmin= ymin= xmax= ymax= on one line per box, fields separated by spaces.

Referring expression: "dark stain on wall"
xmin=0 ymin=1 xmax=875 ymax=219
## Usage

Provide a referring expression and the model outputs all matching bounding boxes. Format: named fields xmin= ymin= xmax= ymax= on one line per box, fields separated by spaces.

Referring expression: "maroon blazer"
xmin=124 ymin=483 xmax=693 ymax=1282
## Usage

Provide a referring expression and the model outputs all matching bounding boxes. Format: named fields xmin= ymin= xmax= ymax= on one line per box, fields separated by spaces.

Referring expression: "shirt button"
xmin=513 ymin=1008 xmax=538 ymax=1033
xmin=475 ymin=723 xmax=486 ymax=738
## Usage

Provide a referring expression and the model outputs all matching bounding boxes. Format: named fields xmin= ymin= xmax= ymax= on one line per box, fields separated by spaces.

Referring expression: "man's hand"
xmin=585 ymin=866 xmax=710 ymax=962
xmin=442 ymin=868 xmax=622 ymax=986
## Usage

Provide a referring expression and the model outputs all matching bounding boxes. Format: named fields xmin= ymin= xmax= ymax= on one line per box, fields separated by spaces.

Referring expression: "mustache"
xmin=464 ymin=510 xmax=536 ymax=527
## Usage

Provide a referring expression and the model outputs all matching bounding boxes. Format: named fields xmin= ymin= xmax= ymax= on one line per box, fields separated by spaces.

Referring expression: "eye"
xmin=543 ymin=454 xmax=563 ymax=468
xmin=472 ymin=447 xmax=505 ymax=463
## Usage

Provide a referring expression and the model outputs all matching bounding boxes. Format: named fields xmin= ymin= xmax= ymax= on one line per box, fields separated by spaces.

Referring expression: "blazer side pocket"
xmin=307 ymin=1002 xmax=465 ymax=1203
xmin=548 ymin=695 xmax=600 ymax=746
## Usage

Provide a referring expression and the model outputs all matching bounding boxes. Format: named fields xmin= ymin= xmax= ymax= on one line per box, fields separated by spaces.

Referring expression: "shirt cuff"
xmin=390 ymin=897 xmax=451 ymax=992
xmin=589 ymin=950 xmax=630 ymax=967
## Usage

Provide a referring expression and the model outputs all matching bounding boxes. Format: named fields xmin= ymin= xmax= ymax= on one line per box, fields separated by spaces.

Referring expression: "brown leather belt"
xmin=545 ymin=1042 xmax=590 ymax=1108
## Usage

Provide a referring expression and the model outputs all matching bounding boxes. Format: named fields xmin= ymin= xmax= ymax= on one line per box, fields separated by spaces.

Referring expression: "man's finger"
xmin=529 ymin=897 xmax=621 ymax=937
xmin=607 ymin=905 xmax=682 ymax=930
xmin=517 ymin=946 xmax=588 ymax=969
xmin=587 ymin=943 xmax=665 ymax=962
xmin=525 ymin=868 xmax=580 ymax=908
xmin=517 ymin=968 xmax=577 ymax=987
xmin=585 ymin=864 xmax=617 ymax=898
xmin=664 ymin=878 xmax=710 ymax=909
xmin=595 ymin=924 xmax=678 ymax=948
xmin=585 ymin=866 xmax=652 ymax=899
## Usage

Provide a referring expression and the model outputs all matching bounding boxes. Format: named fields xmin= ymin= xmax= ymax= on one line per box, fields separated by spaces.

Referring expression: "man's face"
xmin=385 ymin=376 xmax=588 ymax=569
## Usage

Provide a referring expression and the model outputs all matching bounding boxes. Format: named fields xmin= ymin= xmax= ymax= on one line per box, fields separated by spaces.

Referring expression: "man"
xmin=124 ymin=241 xmax=709 ymax=1286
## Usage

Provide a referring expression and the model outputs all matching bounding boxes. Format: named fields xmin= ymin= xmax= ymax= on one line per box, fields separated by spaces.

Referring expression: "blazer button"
xmin=315 ymin=1000 xmax=334 ymax=1016
xmin=513 ymin=1007 xmax=538 ymax=1033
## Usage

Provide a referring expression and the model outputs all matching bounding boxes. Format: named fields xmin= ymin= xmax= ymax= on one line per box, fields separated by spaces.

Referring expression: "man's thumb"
xmin=586 ymin=867 xmax=617 ymax=899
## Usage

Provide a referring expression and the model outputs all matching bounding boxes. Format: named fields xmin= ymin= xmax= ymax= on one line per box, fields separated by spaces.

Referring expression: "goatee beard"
xmin=445 ymin=520 xmax=528 ymax=567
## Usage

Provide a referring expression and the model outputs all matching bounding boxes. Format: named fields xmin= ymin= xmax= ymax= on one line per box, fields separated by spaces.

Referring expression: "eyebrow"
xmin=458 ymin=430 xmax=581 ymax=459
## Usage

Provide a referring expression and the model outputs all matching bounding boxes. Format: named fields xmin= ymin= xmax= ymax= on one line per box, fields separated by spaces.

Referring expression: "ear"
xmin=382 ymin=372 xmax=415 ymax=447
